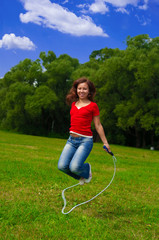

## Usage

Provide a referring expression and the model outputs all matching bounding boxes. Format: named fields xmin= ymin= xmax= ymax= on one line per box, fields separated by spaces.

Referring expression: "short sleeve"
xmin=92 ymin=102 xmax=100 ymax=116
xmin=71 ymin=102 xmax=76 ymax=108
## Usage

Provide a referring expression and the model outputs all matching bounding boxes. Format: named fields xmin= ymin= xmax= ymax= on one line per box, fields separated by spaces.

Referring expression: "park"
xmin=0 ymin=34 xmax=159 ymax=239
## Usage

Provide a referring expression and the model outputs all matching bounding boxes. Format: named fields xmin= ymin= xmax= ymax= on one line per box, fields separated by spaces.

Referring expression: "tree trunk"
xmin=150 ymin=131 xmax=154 ymax=146
xmin=135 ymin=128 xmax=141 ymax=148
xmin=142 ymin=129 xmax=146 ymax=148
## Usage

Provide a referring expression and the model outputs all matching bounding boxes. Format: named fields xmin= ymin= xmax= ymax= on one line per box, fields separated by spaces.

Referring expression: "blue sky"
xmin=0 ymin=0 xmax=159 ymax=77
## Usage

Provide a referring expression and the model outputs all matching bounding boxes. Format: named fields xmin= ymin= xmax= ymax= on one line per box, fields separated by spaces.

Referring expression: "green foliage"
xmin=44 ymin=53 xmax=80 ymax=134
xmin=25 ymin=86 xmax=57 ymax=117
xmin=126 ymin=34 xmax=151 ymax=49
xmin=0 ymin=82 xmax=33 ymax=131
xmin=0 ymin=52 xmax=79 ymax=135
xmin=113 ymin=35 xmax=159 ymax=146
xmin=89 ymin=47 xmax=123 ymax=62
xmin=39 ymin=50 xmax=56 ymax=68
xmin=71 ymin=59 xmax=99 ymax=81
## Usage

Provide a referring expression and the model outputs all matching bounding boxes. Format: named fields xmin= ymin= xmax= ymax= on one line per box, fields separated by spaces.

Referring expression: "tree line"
xmin=0 ymin=34 xmax=159 ymax=148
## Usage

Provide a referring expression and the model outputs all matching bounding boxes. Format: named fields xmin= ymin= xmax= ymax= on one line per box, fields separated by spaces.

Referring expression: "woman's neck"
xmin=76 ymin=99 xmax=91 ymax=107
xmin=78 ymin=99 xmax=90 ymax=104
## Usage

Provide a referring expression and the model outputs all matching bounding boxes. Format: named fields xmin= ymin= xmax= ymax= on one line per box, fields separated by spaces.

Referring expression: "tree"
xmin=71 ymin=59 xmax=99 ymax=81
xmin=93 ymin=53 xmax=131 ymax=145
xmin=115 ymin=35 xmax=159 ymax=147
xmin=39 ymin=51 xmax=56 ymax=69
xmin=0 ymin=82 xmax=33 ymax=132
xmin=25 ymin=86 xmax=58 ymax=134
xmin=89 ymin=47 xmax=123 ymax=62
xmin=41 ymin=53 xmax=80 ymax=134
xmin=0 ymin=58 xmax=44 ymax=133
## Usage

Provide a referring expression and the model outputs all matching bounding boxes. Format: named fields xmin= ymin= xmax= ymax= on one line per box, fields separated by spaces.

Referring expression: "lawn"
xmin=0 ymin=130 xmax=158 ymax=239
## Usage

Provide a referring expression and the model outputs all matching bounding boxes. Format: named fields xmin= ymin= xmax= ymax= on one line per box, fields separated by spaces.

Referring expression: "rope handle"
xmin=103 ymin=145 xmax=114 ymax=156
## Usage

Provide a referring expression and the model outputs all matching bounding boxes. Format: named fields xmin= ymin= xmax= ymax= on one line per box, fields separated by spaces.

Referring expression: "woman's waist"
xmin=70 ymin=131 xmax=93 ymax=138
xmin=70 ymin=133 xmax=81 ymax=138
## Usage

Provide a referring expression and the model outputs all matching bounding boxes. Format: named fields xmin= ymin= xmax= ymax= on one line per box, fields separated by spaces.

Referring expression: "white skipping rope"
xmin=61 ymin=148 xmax=117 ymax=215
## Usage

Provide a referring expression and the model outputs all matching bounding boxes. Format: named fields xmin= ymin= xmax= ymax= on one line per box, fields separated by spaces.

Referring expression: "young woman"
xmin=58 ymin=77 xmax=111 ymax=185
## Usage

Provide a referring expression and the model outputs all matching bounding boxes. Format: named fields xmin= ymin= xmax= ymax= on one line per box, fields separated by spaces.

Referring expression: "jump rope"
xmin=61 ymin=146 xmax=117 ymax=215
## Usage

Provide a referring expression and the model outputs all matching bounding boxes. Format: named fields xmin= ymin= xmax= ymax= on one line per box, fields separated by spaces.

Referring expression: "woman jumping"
xmin=58 ymin=77 xmax=111 ymax=185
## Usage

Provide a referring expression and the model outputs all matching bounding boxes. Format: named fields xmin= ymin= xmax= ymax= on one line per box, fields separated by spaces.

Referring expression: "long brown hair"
xmin=66 ymin=77 xmax=96 ymax=105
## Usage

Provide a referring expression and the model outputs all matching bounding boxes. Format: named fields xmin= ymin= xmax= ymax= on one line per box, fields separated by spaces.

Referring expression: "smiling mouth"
xmin=79 ymin=94 xmax=86 ymax=96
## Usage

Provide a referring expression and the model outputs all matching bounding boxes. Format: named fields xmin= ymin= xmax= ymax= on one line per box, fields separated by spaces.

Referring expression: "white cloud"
xmin=115 ymin=7 xmax=129 ymax=14
xmin=103 ymin=0 xmax=139 ymax=8
xmin=135 ymin=14 xmax=151 ymax=25
xmin=77 ymin=4 xmax=89 ymax=9
xmin=0 ymin=33 xmax=36 ymax=50
xmin=62 ymin=0 xmax=69 ymax=4
xmin=76 ymin=3 xmax=90 ymax=14
xmin=19 ymin=0 xmax=108 ymax=37
xmin=88 ymin=0 xmax=149 ymax=14
xmin=138 ymin=4 xmax=147 ymax=10
xmin=89 ymin=0 xmax=109 ymax=14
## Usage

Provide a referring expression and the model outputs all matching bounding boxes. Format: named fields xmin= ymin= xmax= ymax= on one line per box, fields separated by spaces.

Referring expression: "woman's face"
xmin=77 ymin=82 xmax=89 ymax=100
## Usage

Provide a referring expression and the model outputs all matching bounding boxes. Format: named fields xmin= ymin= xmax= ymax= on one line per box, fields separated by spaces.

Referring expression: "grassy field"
xmin=0 ymin=130 xmax=158 ymax=240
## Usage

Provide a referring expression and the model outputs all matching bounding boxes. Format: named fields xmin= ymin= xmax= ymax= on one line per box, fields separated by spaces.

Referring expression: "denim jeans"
xmin=58 ymin=135 xmax=93 ymax=180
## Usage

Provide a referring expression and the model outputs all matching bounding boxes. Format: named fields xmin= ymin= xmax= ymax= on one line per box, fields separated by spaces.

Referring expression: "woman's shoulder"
xmin=90 ymin=102 xmax=100 ymax=115
xmin=71 ymin=102 xmax=76 ymax=106
xmin=90 ymin=101 xmax=98 ymax=107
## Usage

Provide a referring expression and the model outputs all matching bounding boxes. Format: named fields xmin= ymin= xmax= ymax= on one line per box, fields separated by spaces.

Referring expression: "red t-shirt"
xmin=69 ymin=101 xmax=100 ymax=136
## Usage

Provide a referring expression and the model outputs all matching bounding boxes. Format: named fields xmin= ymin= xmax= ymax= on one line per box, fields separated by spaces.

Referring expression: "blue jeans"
xmin=58 ymin=135 xmax=93 ymax=180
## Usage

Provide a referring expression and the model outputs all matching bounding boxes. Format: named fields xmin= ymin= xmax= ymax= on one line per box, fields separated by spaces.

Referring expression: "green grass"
xmin=0 ymin=130 xmax=158 ymax=240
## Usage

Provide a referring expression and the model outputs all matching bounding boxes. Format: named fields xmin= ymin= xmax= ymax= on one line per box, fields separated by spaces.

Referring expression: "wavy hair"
xmin=66 ymin=77 xmax=96 ymax=105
